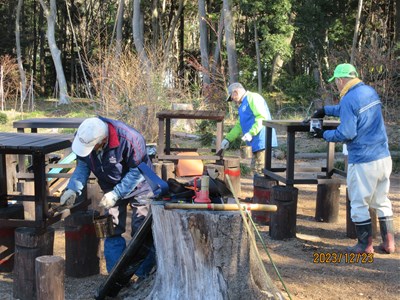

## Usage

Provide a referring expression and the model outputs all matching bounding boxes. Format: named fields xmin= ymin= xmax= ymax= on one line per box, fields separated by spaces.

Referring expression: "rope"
xmin=225 ymin=175 xmax=292 ymax=300
xmin=246 ymin=210 xmax=292 ymax=300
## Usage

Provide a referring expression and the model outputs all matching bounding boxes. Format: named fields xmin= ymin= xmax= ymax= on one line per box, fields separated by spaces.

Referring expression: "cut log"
xmin=35 ymin=255 xmax=64 ymax=300
xmin=148 ymin=204 xmax=283 ymax=299
xmin=315 ymin=180 xmax=340 ymax=223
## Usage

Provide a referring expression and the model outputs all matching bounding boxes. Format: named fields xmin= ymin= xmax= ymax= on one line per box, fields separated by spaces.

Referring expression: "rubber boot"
xmin=379 ymin=216 xmax=396 ymax=254
xmin=347 ymin=219 xmax=374 ymax=253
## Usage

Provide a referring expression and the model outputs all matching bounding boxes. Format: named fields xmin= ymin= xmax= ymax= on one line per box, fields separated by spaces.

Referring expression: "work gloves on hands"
xmin=99 ymin=191 xmax=119 ymax=209
xmin=221 ymin=139 xmax=230 ymax=150
xmin=60 ymin=189 xmax=77 ymax=206
xmin=241 ymin=132 xmax=253 ymax=142
xmin=312 ymin=127 xmax=324 ymax=138
xmin=311 ymin=108 xmax=326 ymax=119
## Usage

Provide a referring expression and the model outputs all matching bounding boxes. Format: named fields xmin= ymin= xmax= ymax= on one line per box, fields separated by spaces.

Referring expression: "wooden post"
xmin=251 ymin=175 xmax=277 ymax=225
xmin=161 ymin=161 xmax=175 ymax=180
xmin=315 ymin=180 xmax=341 ymax=223
xmin=35 ymin=255 xmax=64 ymax=300
xmin=223 ymin=157 xmax=241 ymax=197
xmin=64 ymin=210 xmax=100 ymax=277
xmin=269 ymin=186 xmax=298 ymax=240
xmin=0 ymin=203 xmax=24 ymax=272
xmin=17 ymin=180 xmax=35 ymax=220
xmin=148 ymin=204 xmax=283 ymax=299
xmin=13 ymin=227 xmax=55 ymax=300
xmin=153 ymin=162 xmax=162 ymax=178
xmin=346 ymin=188 xmax=357 ymax=238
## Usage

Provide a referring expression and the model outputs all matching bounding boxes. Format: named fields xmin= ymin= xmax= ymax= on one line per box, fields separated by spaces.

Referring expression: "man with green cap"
xmin=311 ymin=63 xmax=395 ymax=254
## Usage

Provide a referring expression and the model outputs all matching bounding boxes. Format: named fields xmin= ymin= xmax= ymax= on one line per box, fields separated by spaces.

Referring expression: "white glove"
xmin=221 ymin=139 xmax=230 ymax=150
xmin=241 ymin=132 xmax=253 ymax=142
xmin=60 ymin=189 xmax=77 ymax=206
xmin=99 ymin=191 xmax=119 ymax=209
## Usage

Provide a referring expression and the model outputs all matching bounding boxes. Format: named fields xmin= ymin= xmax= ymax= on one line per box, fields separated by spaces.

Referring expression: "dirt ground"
xmin=0 ymin=134 xmax=399 ymax=299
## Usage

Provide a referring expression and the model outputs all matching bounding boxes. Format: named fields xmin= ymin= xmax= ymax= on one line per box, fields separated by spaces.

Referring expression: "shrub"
xmin=0 ymin=112 xmax=8 ymax=124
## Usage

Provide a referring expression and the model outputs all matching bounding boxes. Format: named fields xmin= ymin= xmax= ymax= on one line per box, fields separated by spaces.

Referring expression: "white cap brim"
xmin=72 ymin=138 xmax=96 ymax=157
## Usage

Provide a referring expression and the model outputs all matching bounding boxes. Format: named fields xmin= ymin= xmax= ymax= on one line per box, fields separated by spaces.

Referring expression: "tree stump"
xmin=269 ymin=186 xmax=298 ymax=240
xmin=315 ymin=180 xmax=340 ymax=223
xmin=64 ymin=210 xmax=100 ymax=277
xmin=252 ymin=175 xmax=277 ymax=225
xmin=35 ymin=255 xmax=64 ymax=300
xmin=13 ymin=227 xmax=55 ymax=300
xmin=148 ymin=204 xmax=282 ymax=300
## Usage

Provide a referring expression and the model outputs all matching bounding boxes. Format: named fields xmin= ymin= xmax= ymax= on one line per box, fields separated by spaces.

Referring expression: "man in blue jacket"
xmin=221 ymin=82 xmax=278 ymax=175
xmin=312 ymin=63 xmax=395 ymax=254
xmin=60 ymin=116 xmax=156 ymax=275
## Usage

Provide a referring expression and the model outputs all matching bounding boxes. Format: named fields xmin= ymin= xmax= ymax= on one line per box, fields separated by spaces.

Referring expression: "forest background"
xmin=0 ymin=0 xmax=398 ymax=148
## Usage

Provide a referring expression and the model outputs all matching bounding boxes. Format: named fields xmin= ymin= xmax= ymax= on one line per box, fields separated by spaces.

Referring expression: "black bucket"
xmin=93 ymin=215 xmax=114 ymax=238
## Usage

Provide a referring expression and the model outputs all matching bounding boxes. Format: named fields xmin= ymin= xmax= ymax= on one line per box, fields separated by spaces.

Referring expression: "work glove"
xmin=241 ymin=132 xmax=253 ymax=142
xmin=220 ymin=139 xmax=230 ymax=150
xmin=99 ymin=191 xmax=119 ymax=209
xmin=312 ymin=127 xmax=324 ymax=138
xmin=311 ymin=108 xmax=326 ymax=119
xmin=60 ymin=189 xmax=77 ymax=206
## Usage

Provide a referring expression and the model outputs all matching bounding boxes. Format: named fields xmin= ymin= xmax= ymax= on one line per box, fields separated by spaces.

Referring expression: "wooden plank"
xmin=156 ymin=110 xmax=224 ymax=121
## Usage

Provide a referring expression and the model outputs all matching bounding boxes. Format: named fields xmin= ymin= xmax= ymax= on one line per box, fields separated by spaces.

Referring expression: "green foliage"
xmin=393 ymin=156 xmax=400 ymax=174
xmin=198 ymin=120 xmax=217 ymax=146
xmin=0 ymin=112 xmax=7 ymax=124
xmin=334 ymin=160 xmax=345 ymax=171
xmin=275 ymin=73 xmax=319 ymax=107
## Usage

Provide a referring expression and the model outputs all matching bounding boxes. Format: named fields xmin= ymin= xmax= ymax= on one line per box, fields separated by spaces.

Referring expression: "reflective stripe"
xmin=358 ymin=100 xmax=381 ymax=114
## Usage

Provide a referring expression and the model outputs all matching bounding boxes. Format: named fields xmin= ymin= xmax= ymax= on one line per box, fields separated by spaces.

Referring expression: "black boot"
xmin=379 ymin=216 xmax=395 ymax=254
xmin=347 ymin=219 xmax=374 ymax=253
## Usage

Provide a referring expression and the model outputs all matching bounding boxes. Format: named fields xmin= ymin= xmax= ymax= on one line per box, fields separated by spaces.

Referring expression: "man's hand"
xmin=312 ymin=127 xmax=324 ymax=138
xmin=241 ymin=132 xmax=253 ymax=142
xmin=60 ymin=189 xmax=77 ymax=206
xmin=99 ymin=191 xmax=119 ymax=209
xmin=311 ymin=108 xmax=325 ymax=119
xmin=221 ymin=139 xmax=230 ymax=150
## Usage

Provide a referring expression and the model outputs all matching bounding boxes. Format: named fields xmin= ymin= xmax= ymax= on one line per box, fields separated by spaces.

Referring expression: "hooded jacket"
xmin=67 ymin=116 xmax=153 ymax=199
xmin=323 ymin=82 xmax=390 ymax=164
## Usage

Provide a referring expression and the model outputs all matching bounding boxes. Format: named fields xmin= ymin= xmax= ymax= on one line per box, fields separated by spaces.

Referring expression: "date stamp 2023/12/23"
xmin=313 ymin=252 xmax=374 ymax=264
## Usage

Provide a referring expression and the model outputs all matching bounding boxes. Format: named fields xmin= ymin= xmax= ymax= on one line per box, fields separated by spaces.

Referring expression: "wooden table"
xmin=13 ymin=117 xmax=86 ymax=133
xmin=263 ymin=120 xmax=345 ymax=186
xmin=156 ymin=110 xmax=225 ymax=161
xmin=0 ymin=132 xmax=84 ymax=228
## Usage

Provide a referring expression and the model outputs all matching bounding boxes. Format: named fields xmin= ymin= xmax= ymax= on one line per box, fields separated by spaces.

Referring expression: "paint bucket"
xmin=93 ymin=215 xmax=114 ymax=238
xmin=240 ymin=146 xmax=252 ymax=159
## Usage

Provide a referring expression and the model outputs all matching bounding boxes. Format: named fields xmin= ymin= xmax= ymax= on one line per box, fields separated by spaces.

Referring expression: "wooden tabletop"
xmin=263 ymin=119 xmax=340 ymax=132
xmin=156 ymin=110 xmax=225 ymax=121
xmin=13 ymin=117 xmax=86 ymax=129
xmin=0 ymin=132 xmax=72 ymax=154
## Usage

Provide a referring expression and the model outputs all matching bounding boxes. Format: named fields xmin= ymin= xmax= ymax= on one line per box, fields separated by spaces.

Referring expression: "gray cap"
xmin=226 ymin=82 xmax=244 ymax=102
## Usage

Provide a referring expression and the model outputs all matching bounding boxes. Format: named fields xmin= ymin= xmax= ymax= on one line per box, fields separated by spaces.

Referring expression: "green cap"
xmin=328 ymin=63 xmax=358 ymax=82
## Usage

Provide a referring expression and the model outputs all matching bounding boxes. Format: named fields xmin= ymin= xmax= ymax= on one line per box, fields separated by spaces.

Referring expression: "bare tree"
xmin=223 ymin=0 xmax=238 ymax=83
xmin=133 ymin=0 xmax=150 ymax=69
xmin=198 ymin=0 xmax=210 ymax=84
xmin=116 ymin=0 xmax=125 ymax=56
xmin=15 ymin=0 xmax=27 ymax=105
xmin=254 ymin=22 xmax=262 ymax=94
xmin=39 ymin=0 xmax=69 ymax=104
xmin=351 ymin=0 xmax=363 ymax=64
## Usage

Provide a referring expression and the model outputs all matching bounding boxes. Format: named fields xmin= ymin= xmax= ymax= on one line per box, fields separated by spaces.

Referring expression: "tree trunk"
xmin=254 ymin=22 xmax=262 ymax=94
xmin=350 ymin=0 xmax=363 ymax=64
xmin=148 ymin=204 xmax=283 ymax=299
xmin=223 ymin=0 xmax=238 ymax=83
xmin=15 ymin=0 xmax=27 ymax=105
xmin=39 ymin=0 xmax=69 ymax=104
xmin=133 ymin=0 xmax=150 ymax=70
xmin=116 ymin=0 xmax=124 ymax=56
xmin=211 ymin=12 xmax=224 ymax=78
xmin=198 ymin=0 xmax=210 ymax=84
